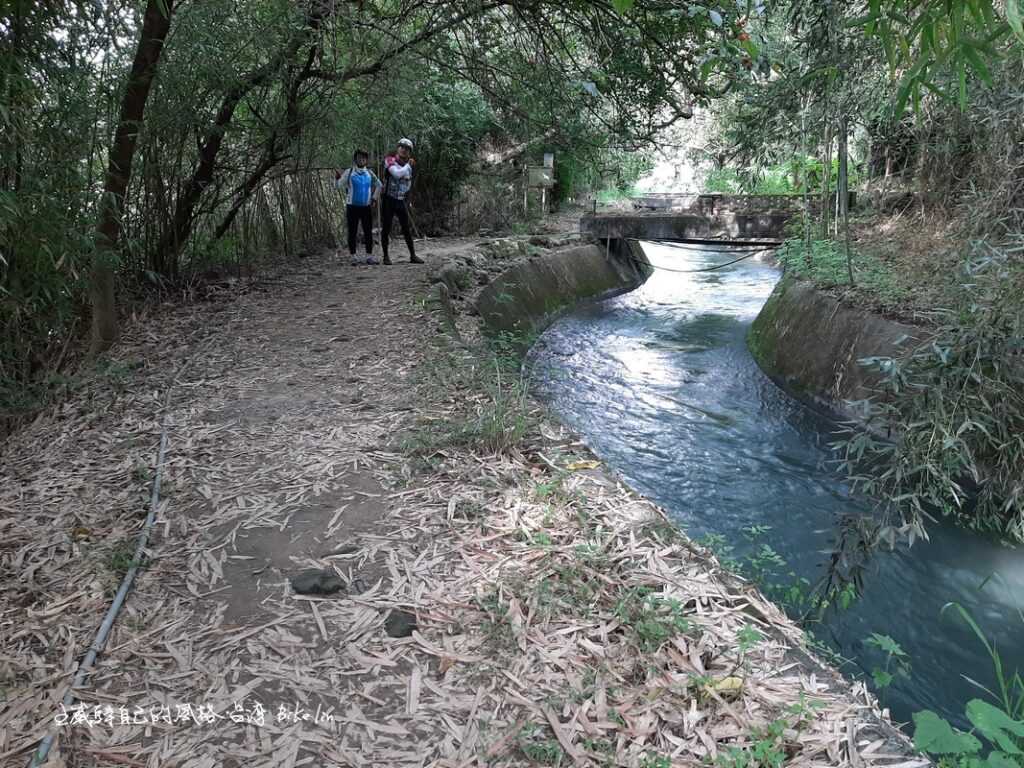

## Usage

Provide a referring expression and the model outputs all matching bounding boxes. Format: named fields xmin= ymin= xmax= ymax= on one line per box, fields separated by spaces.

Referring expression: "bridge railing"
xmin=628 ymin=192 xmax=853 ymax=214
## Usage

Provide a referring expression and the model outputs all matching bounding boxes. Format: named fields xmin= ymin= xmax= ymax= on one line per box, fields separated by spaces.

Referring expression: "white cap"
xmin=397 ymin=137 xmax=414 ymax=150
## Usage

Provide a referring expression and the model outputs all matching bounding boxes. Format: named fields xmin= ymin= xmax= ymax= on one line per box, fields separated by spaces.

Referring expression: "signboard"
xmin=527 ymin=166 xmax=555 ymax=188
xmin=543 ymin=152 xmax=554 ymax=168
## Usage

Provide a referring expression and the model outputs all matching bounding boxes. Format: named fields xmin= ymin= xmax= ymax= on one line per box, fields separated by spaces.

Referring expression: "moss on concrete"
xmin=748 ymin=275 xmax=925 ymax=420
xmin=747 ymin=275 xmax=786 ymax=373
xmin=475 ymin=241 xmax=651 ymax=349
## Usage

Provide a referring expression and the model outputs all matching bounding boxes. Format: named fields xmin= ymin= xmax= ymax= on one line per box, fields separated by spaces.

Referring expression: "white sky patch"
xmin=635 ymin=108 xmax=713 ymax=193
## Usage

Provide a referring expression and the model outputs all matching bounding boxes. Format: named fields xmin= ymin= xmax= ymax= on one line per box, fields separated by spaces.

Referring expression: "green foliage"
xmin=776 ymin=237 xmax=906 ymax=307
xmin=913 ymin=710 xmax=985 ymax=756
xmin=716 ymin=717 xmax=789 ymax=768
xmin=3 ymin=0 xmax=753 ymax=425
xmin=700 ymin=529 xmax=860 ymax=622
xmin=967 ymin=700 xmax=1024 ymax=754
xmin=913 ymin=59 xmax=1024 ymax=237
xmin=614 ymin=587 xmax=691 ymax=652
xmin=913 ymin=702 xmax=1024 ymax=767
xmin=517 ymin=723 xmax=564 ymax=765
xmin=717 ymin=698 xmax=826 ymax=768
xmin=854 ymin=0 xmax=1024 ymax=114
xmin=737 ymin=624 xmax=764 ymax=655
xmin=864 ymin=633 xmax=911 ymax=690
xmin=104 ymin=541 xmax=139 ymax=577
xmin=701 ymin=156 xmax=860 ymax=196
xmin=400 ymin=334 xmax=535 ymax=459
xmin=639 ymin=755 xmax=671 ymax=768
xmin=403 ymin=360 xmax=532 ymax=457
xmin=704 ymin=167 xmax=744 ymax=194
xmin=595 ymin=186 xmax=640 ymax=204
xmin=911 ymin=604 xmax=1024 ymax=767
xmin=565 ymin=146 xmax=652 ymax=206
xmin=837 ymin=248 xmax=1024 ymax=542
xmin=942 ymin=602 xmax=1024 ymax=721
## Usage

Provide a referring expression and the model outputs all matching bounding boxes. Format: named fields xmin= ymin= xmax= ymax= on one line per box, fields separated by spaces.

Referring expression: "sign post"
xmin=526 ymin=161 xmax=555 ymax=216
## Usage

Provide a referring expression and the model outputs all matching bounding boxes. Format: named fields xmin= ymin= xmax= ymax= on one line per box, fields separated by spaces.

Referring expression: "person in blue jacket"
xmin=335 ymin=149 xmax=381 ymax=265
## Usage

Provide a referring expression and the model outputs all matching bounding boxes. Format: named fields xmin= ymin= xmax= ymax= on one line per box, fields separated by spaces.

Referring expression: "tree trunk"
xmin=820 ymin=119 xmax=833 ymax=241
xmin=801 ymin=96 xmax=813 ymax=266
xmin=90 ymin=0 xmax=175 ymax=353
xmin=838 ymin=116 xmax=853 ymax=285
xmin=2 ymin=0 xmax=26 ymax=300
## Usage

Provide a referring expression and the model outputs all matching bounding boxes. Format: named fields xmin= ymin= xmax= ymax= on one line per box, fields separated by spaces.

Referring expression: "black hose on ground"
xmin=26 ymin=346 xmax=202 ymax=767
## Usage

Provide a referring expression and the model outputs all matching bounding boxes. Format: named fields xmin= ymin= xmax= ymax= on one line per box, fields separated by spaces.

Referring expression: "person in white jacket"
xmin=380 ymin=138 xmax=423 ymax=265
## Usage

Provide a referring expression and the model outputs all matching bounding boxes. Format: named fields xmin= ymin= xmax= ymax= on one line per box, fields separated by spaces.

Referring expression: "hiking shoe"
xmin=382 ymin=255 xmax=392 ymax=265
xmin=409 ymin=254 xmax=425 ymax=264
xmin=365 ymin=255 xmax=380 ymax=265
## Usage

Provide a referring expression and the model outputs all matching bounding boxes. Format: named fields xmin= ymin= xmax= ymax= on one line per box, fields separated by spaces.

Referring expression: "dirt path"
xmin=1 ymin=239 xmax=916 ymax=767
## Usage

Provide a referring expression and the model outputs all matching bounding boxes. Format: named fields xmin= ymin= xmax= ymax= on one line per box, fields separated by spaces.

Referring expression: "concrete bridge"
xmin=580 ymin=193 xmax=803 ymax=243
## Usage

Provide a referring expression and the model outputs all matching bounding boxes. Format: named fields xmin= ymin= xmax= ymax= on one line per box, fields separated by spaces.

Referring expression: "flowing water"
xmin=528 ymin=240 xmax=1024 ymax=727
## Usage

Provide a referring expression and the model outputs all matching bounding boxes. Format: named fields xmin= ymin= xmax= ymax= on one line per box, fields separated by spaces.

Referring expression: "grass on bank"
xmin=398 ymin=334 xmax=535 ymax=459
xmin=776 ymin=237 xmax=910 ymax=311
xmin=779 ymin=212 xmax=1024 ymax=322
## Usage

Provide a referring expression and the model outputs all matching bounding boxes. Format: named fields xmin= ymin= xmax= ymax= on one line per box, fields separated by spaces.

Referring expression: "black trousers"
xmin=380 ymin=196 xmax=416 ymax=260
xmin=345 ymin=204 xmax=373 ymax=254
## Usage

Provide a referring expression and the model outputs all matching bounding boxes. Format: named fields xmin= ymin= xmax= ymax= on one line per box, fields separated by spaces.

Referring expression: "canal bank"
xmin=747 ymin=273 xmax=924 ymax=424
xmin=523 ymin=239 xmax=1024 ymax=734
xmin=440 ymin=235 xmax=920 ymax=764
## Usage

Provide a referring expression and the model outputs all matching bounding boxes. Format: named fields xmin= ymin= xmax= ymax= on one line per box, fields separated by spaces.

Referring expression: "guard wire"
xmin=627 ymin=246 xmax=776 ymax=274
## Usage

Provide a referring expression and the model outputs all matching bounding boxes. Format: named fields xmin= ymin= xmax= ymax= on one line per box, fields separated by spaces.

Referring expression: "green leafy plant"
xmin=531 ymin=531 xmax=553 ymax=547
xmin=700 ymin=533 xmax=741 ymax=572
xmin=104 ymin=541 xmax=139 ymax=577
xmin=717 ymin=717 xmax=789 ymax=768
xmin=614 ymin=587 xmax=692 ymax=651
xmin=913 ymin=702 xmax=1024 ymax=767
xmin=864 ymin=633 xmax=911 ymax=690
xmin=787 ymin=695 xmax=827 ymax=727
xmin=639 ymin=754 xmax=671 ymax=768
xmin=700 ymin=529 xmax=861 ymax=620
xmin=517 ymin=722 xmax=564 ymax=765
xmin=737 ymin=624 xmax=764 ymax=655
xmin=854 ymin=0 xmax=1024 ymax=114
xmin=718 ymin=697 xmax=826 ymax=768
xmin=943 ymin=603 xmax=1024 ymax=721
xmin=912 ymin=603 xmax=1024 ymax=767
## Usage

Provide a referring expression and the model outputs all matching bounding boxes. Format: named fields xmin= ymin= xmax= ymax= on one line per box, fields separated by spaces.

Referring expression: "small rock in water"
xmin=290 ymin=569 xmax=345 ymax=596
xmin=384 ymin=609 xmax=417 ymax=637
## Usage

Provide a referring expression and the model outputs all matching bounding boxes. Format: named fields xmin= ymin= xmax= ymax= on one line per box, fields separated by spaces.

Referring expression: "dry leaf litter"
xmin=0 ymin=236 xmax=921 ymax=767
